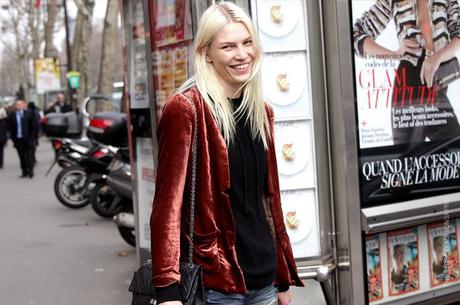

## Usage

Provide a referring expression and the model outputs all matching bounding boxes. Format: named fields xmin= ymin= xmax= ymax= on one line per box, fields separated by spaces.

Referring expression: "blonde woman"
xmin=150 ymin=2 xmax=303 ymax=305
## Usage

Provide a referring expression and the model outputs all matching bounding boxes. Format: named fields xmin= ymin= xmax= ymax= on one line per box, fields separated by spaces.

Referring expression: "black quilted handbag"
xmin=128 ymin=94 xmax=205 ymax=305
xmin=128 ymin=260 xmax=205 ymax=305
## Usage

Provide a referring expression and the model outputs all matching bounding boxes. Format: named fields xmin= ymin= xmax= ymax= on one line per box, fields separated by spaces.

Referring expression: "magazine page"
xmin=367 ymin=234 xmax=384 ymax=302
xmin=427 ymin=221 xmax=460 ymax=286
xmin=387 ymin=227 xmax=420 ymax=296
xmin=351 ymin=0 xmax=460 ymax=207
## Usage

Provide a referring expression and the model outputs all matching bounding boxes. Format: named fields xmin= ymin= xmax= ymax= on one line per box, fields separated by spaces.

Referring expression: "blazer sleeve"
xmin=150 ymin=94 xmax=195 ymax=287
xmin=447 ymin=0 xmax=460 ymax=39
xmin=353 ymin=0 xmax=392 ymax=57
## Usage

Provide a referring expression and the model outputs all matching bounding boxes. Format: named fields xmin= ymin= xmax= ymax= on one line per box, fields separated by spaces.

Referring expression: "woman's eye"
xmin=222 ymin=45 xmax=232 ymax=50
xmin=244 ymin=40 xmax=253 ymax=45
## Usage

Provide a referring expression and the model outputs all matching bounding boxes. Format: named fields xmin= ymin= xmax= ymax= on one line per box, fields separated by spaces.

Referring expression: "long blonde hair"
xmin=177 ymin=2 xmax=269 ymax=148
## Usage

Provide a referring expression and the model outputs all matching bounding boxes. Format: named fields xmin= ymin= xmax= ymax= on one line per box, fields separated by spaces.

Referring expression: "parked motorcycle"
xmin=41 ymin=95 xmax=120 ymax=209
xmin=45 ymin=137 xmax=91 ymax=176
xmin=107 ymin=149 xmax=135 ymax=246
xmin=86 ymin=111 xmax=134 ymax=246
xmin=53 ymin=143 xmax=114 ymax=209
xmin=89 ymin=147 xmax=129 ymax=218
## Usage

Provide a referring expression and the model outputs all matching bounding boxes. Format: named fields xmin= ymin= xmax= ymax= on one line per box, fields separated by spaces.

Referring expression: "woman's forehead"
xmin=214 ymin=22 xmax=251 ymax=43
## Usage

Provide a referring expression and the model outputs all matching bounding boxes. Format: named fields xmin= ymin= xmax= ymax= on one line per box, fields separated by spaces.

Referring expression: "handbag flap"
xmin=179 ymin=262 xmax=204 ymax=303
xmin=129 ymin=260 xmax=156 ymax=296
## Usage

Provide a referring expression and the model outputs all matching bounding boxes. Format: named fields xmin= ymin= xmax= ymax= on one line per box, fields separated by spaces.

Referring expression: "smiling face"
xmin=206 ymin=22 xmax=254 ymax=97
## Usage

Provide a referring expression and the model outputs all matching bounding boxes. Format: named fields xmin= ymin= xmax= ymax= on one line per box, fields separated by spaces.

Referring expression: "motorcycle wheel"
xmin=117 ymin=226 xmax=136 ymax=247
xmin=54 ymin=166 xmax=90 ymax=209
xmin=90 ymin=182 xmax=122 ymax=218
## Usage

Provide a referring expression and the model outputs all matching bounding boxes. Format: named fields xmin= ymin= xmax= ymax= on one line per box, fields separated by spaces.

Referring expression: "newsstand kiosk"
xmin=323 ymin=1 xmax=460 ymax=305
xmin=120 ymin=0 xmax=460 ymax=304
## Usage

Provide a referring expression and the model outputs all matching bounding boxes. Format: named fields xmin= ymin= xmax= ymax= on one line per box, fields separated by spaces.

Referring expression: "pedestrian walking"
xmin=45 ymin=93 xmax=72 ymax=114
xmin=149 ymin=2 xmax=303 ymax=305
xmin=7 ymin=99 xmax=37 ymax=178
xmin=0 ymin=106 xmax=8 ymax=169
xmin=28 ymin=102 xmax=41 ymax=164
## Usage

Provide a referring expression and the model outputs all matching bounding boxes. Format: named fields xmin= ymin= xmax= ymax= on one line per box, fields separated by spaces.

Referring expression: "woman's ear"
xmin=205 ymin=53 xmax=212 ymax=63
xmin=203 ymin=47 xmax=212 ymax=63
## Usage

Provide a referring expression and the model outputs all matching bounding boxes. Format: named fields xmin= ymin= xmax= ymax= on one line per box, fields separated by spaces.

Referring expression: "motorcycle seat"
xmin=72 ymin=139 xmax=93 ymax=148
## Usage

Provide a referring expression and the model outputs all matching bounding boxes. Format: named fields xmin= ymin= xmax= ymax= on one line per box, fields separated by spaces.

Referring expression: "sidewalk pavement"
xmin=0 ymin=138 xmax=137 ymax=305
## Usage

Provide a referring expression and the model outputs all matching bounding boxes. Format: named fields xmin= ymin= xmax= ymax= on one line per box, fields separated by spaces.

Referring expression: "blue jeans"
xmin=206 ymin=284 xmax=277 ymax=305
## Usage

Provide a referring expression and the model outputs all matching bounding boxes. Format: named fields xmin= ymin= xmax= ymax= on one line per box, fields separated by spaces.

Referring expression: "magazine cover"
xmin=427 ymin=221 xmax=460 ymax=286
xmin=351 ymin=0 xmax=460 ymax=207
xmin=366 ymin=234 xmax=383 ymax=302
xmin=387 ymin=227 xmax=420 ymax=296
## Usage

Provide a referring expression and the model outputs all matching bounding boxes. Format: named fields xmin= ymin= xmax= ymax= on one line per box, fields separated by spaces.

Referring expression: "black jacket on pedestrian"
xmin=7 ymin=110 xmax=37 ymax=145
xmin=45 ymin=102 xmax=72 ymax=114
xmin=0 ymin=119 xmax=7 ymax=143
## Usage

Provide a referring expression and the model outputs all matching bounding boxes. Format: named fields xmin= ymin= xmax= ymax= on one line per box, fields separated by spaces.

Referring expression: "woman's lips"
xmin=230 ymin=62 xmax=251 ymax=74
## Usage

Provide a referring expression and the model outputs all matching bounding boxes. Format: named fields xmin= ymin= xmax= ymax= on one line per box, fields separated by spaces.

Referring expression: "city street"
xmin=0 ymin=139 xmax=136 ymax=305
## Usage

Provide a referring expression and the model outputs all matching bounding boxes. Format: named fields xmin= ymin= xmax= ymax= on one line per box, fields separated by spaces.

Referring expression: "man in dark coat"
xmin=45 ymin=93 xmax=72 ymax=114
xmin=0 ymin=106 xmax=8 ymax=169
xmin=28 ymin=102 xmax=41 ymax=164
xmin=7 ymin=99 xmax=37 ymax=178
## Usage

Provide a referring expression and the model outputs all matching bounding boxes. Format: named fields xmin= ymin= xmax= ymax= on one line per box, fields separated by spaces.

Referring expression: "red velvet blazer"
xmin=150 ymin=87 xmax=303 ymax=293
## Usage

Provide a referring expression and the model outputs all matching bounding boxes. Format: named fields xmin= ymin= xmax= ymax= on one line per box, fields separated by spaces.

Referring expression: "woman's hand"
xmin=395 ymin=39 xmax=419 ymax=57
xmin=277 ymin=289 xmax=292 ymax=305
xmin=158 ymin=302 xmax=182 ymax=305
xmin=420 ymin=52 xmax=442 ymax=87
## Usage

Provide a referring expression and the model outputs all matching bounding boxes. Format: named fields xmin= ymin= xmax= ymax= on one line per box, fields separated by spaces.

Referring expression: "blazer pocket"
xmin=193 ymin=231 xmax=222 ymax=273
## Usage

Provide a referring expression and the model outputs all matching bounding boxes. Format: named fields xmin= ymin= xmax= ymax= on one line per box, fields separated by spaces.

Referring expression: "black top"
xmin=227 ymin=96 xmax=276 ymax=289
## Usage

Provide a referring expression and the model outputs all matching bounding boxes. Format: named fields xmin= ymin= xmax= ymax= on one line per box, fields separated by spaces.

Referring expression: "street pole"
xmin=63 ymin=0 xmax=75 ymax=110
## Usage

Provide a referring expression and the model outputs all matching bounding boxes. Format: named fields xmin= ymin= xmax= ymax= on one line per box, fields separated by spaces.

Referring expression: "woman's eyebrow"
xmin=217 ymin=36 xmax=252 ymax=45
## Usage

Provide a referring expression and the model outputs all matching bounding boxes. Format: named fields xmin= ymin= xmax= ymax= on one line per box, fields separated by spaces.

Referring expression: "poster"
xmin=427 ymin=221 xmax=460 ymax=287
xmin=130 ymin=0 xmax=149 ymax=109
xmin=255 ymin=0 xmax=307 ymax=52
xmin=274 ymin=120 xmax=315 ymax=190
xmin=151 ymin=0 xmax=191 ymax=48
xmin=153 ymin=41 xmax=192 ymax=118
xmin=261 ymin=52 xmax=310 ymax=120
xmin=34 ymin=58 xmax=61 ymax=94
xmin=366 ymin=234 xmax=384 ymax=302
xmin=387 ymin=227 xmax=420 ymax=296
xmin=136 ymin=138 xmax=155 ymax=249
xmin=351 ymin=0 xmax=460 ymax=207
xmin=281 ymin=189 xmax=320 ymax=258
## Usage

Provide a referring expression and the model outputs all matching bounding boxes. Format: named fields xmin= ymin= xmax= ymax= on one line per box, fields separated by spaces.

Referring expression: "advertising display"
xmin=130 ymin=0 xmax=149 ymax=109
xmin=387 ymin=228 xmax=420 ymax=296
xmin=252 ymin=0 xmax=320 ymax=258
xmin=367 ymin=234 xmax=384 ymax=302
xmin=427 ymin=221 xmax=460 ymax=287
xmin=34 ymin=58 xmax=61 ymax=94
xmin=351 ymin=0 xmax=460 ymax=207
xmin=135 ymin=138 xmax=155 ymax=249
xmin=151 ymin=0 xmax=186 ymax=47
xmin=364 ymin=219 xmax=460 ymax=304
xmin=151 ymin=0 xmax=193 ymax=119
xmin=153 ymin=42 xmax=191 ymax=118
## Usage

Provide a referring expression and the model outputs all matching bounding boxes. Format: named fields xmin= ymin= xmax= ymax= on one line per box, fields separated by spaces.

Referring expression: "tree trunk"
xmin=97 ymin=0 xmax=119 ymax=111
xmin=72 ymin=0 xmax=95 ymax=109
xmin=44 ymin=0 xmax=57 ymax=58
xmin=71 ymin=12 xmax=84 ymax=71
xmin=29 ymin=0 xmax=41 ymax=88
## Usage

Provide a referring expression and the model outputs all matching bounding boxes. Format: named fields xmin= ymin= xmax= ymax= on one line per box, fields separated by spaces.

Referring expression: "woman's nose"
xmin=234 ymin=45 xmax=248 ymax=59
